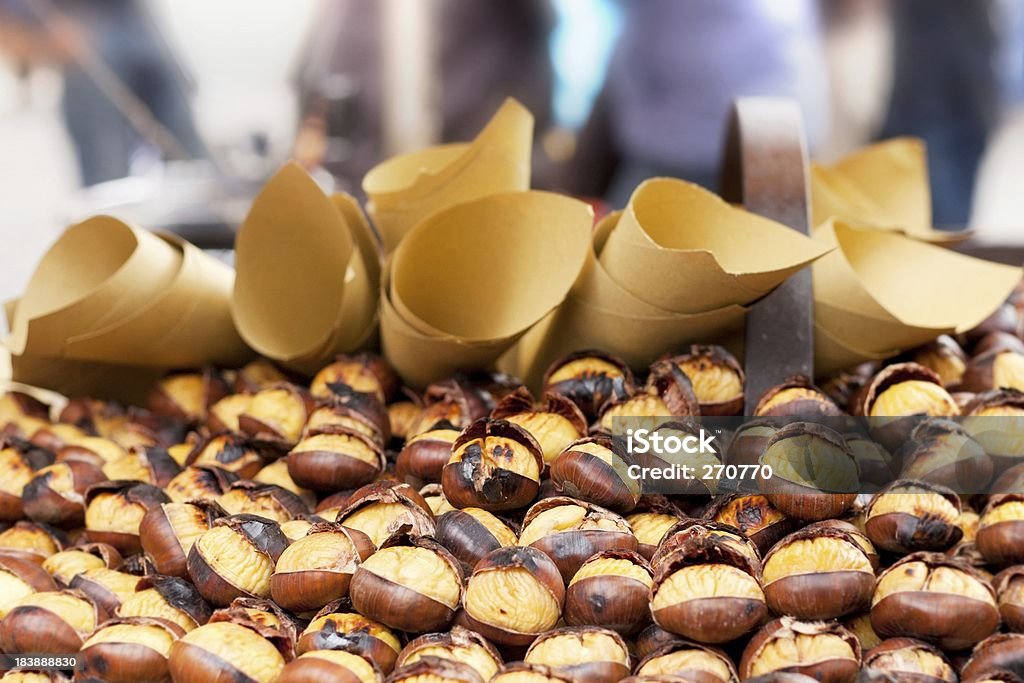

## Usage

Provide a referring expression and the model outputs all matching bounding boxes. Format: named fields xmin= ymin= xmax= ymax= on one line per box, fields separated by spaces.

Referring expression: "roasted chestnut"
xmin=962 ymin=389 xmax=1024 ymax=469
xmin=434 ymin=507 xmax=518 ymax=574
xmin=995 ymin=566 xmax=1024 ymax=632
xmin=349 ymin=534 xmax=462 ymax=633
xmin=271 ymin=522 xmax=373 ymax=612
xmin=254 ymin=458 xmax=317 ymax=508
xmin=459 ymin=546 xmax=564 ymax=647
xmin=490 ymin=387 xmax=588 ymax=466
xmin=139 ymin=500 xmax=224 ymax=577
xmin=146 ymin=368 xmax=228 ymax=424
xmin=845 ymin=434 xmax=893 ymax=489
xmin=395 ymin=425 xmax=460 ymax=486
xmin=897 ymin=419 xmax=992 ymax=490
xmin=517 ymin=496 xmax=637 ymax=581
xmin=78 ymin=616 xmax=185 ymax=683
xmin=386 ymin=657 xmax=482 ymax=682
xmin=335 ymin=481 xmax=435 ymax=548
xmin=705 ymin=494 xmax=802 ymax=556
xmin=843 ymin=611 xmax=882 ymax=652
xmin=186 ymin=514 xmax=288 ymax=606
xmin=864 ymin=480 xmax=963 ymax=553
xmin=218 ymin=480 xmax=309 ymax=523
xmin=297 ymin=600 xmax=400 ymax=672
xmin=651 ymin=518 xmax=761 ymax=569
xmin=762 ymin=522 xmax=875 ymax=620
xmin=489 ymin=663 xmax=575 ymax=683
xmin=0 ymin=520 xmax=68 ymax=562
xmin=626 ymin=501 xmax=683 ymax=560
xmin=0 ymin=553 xmax=57 ymax=616
xmin=963 ymin=348 xmax=1024 ymax=393
xmin=550 ymin=436 xmax=640 ymax=513
xmin=388 ymin=398 xmax=422 ymax=444
xmin=753 ymin=376 xmax=842 ymax=417
xmin=288 ymin=427 xmax=386 ymax=492
xmin=594 ymin=362 xmax=699 ymax=434
xmin=650 ymin=532 xmax=766 ymax=644
xmin=542 ymin=350 xmax=635 ymax=421
xmin=311 ymin=353 xmax=397 ymax=403
xmin=913 ymin=336 xmax=968 ymax=388
xmin=959 ymin=633 xmax=1024 ymax=683
xmin=441 ymin=419 xmax=544 ymax=512
xmin=396 ymin=627 xmax=502 ymax=681
xmin=236 ymin=383 xmax=314 ymax=449
xmin=41 ymin=543 xmax=121 ymax=585
xmin=68 ymin=567 xmax=140 ymax=614
xmin=0 ymin=439 xmax=54 ymax=520
xmin=278 ymin=649 xmax=384 ymax=683
xmin=976 ymin=494 xmax=1024 ymax=566
xmin=564 ymin=549 xmax=652 ymax=635
xmin=871 ymin=552 xmax=999 ymax=650
xmin=661 ymin=345 xmax=745 ymax=416
xmin=739 ymin=618 xmax=861 ymax=683
xmin=206 ymin=392 xmax=252 ymax=433
xmin=634 ymin=639 xmax=738 ymax=682
xmin=522 ymin=626 xmax=629 ymax=683
xmin=22 ymin=460 xmax=106 ymax=527
xmin=83 ymin=481 xmax=169 ymax=554
xmin=862 ymin=638 xmax=956 ymax=683
xmin=726 ymin=420 xmax=777 ymax=468
xmin=184 ymin=434 xmax=266 ymax=479
xmin=115 ymin=575 xmax=212 ymax=632
xmin=167 ymin=619 xmax=288 ymax=683
xmin=0 ymin=589 xmax=101 ymax=654
xmin=861 ymin=364 xmax=959 ymax=453
xmin=421 ymin=484 xmax=457 ymax=517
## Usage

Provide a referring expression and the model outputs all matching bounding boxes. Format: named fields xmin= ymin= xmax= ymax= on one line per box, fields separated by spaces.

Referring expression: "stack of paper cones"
xmin=2 ymin=215 xmax=250 ymax=402
xmin=512 ymin=177 xmax=831 ymax=385
xmin=231 ymin=163 xmax=380 ymax=375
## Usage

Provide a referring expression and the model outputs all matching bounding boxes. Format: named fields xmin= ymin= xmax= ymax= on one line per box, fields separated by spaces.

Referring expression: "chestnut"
xmin=22 ymin=460 xmax=106 ymax=527
xmin=0 ymin=521 xmax=68 ymax=562
xmin=279 ymin=649 xmax=384 ymax=683
xmin=42 ymin=543 xmax=122 ymax=585
xmin=634 ymin=623 xmax=682 ymax=661
xmin=812 ymin=518 xmax=879 ymax=569
xmin=139 ymin=500 xmax=224 ymax=577
xmin=761 ymin=522 xmax=874 ymax=620
xmin=218 ymin=480 xmax=309 ymax=523
xmin=185 ymin=434 xmax=266 ymax=479
xmin=167 ymin=619 xmax=288 ymax=683
xmin=871 ymin=552 xmax=999 ymax=650
xmin=297 ymin=600 xmax=400 ymax=672
xmin=593 ymin=362 xmax=699 ymax=434
xmin=394 ymin=425 xmax=459 ymax=486
xmin=995 ymin=566 xmax=1024 ymax=632
xmin=146 ymin=368 xmax=229 ymax=423
xmin=335 ymin=481 xmax=436 ymax=548
xmin=207 ymin=596 xmax=297 ymax=658
xmin=542 ymin=350 xmax=635 ymax=421
xmin=753 ymin=376 xmax=842 ymax=417
xmin=864 ymin=480 xmax=963 ymax=553
xmin=164 ymin=464 xmax=239 ymax=503
xmin=83 ymin=481 xmax=169 ymax=555
xmin=289 ymin=427 xmax=385 ymax=492
xmin=0 ymin=553 xmax=57 ymax=616
xmin=550 ymin=436 xmax=640 ymax=513
xmin=959 ymin=633 xmax=1024 ymax=683
xmin=206 ymin=392 xmax=252 ymax=433
xmin=0 ymin=439 xmax=53 ymax=520
xmin=187 ymin=514 xmax=288 ymax=606
xmin=68 ymin=567 xmax=140 ymax=614
xmin=962 ymin=389 xmax=1024 ymax=469
xmin=58 ymin=435 xmax=128 ymax=468
xmin=661 ymin=345 xmax=745 ymax=416
xmin=442 ymin=418 xmax=543 ymax=512
xmin=564 ymin=549 xmax=652 ymax=635
xmin=388 ymin=398 xmax=422 ymax=444
xmin=0 ymin=589 xmax=101 ymax=654
xmin=862 ymin=638 xmax=956 ymax=683
xmin=386 ymin=657 xmax=483 ymax=682
xmin=634 ymin=640 xmax=738 ymax=682
xmin=725 ymin=420 xmax=777 ymax=468
xmin=739 ymin=618 xmax=861 ymax=683
xmin=271 ymin=522 xmax=373 ymax=612
xmin=459 ymin=546 xmax=564 ymax=647
xmin=651 ymin=518 xmax=761 ymax=569
xmin=396 ymin=626 xmax=502 ymax=681
xmin=758 ymin=422 xmax=858 ymax=521
xmin=963 ymin=348 xmax=1024 ymax=393
xmin=2 ymin=671 xmax=71 ymax=682
xmin=78 ymin=616 xmax=185 ymax=683
xmin=350 ymin=534 xmax=463 ymax=633
xmin=860 ymin=363 xmax=959 ymax=453
xmin=421 ymin=484 xmax=457 ymax=517
xmin=627 ymin=512 xmax=683 ymax=560
xmin=704 ymin=493 xmax=801 ymax=556
xmin=434 ymin=507 xmax=517 ymax=574
xmin=115 ymin=575 xmax=212 ymax=632
xmin=898 ymin=419 xmax=992 ymax=490
xmin=254 ymin=458 xmax=317 ymax=508
xmin=311 ymin=353 xmax=397 ymax=403
xmin=976 ymin=494 xmax=1024 ymax=566
xmin=843 ymin=611 xmax=882 ymax=652
xmin=237 ymin=383 xmax=314 ymax=449
xmin=523 ymin=626 xmax=630 ymax=683
xmin=100 ymin=446 xmax=182 ymax=487
xmin=517 ymin=496 xmax=637 ymax=581
xmin=913 ymin=336 xmax=968 ymax=388
xmin=490 ymin=387 xmax=588 ymax=466
xmin=649 ymin=532 xmax=766 ymax=644
xmin=308 ymin=391 xmax=390 ymax=443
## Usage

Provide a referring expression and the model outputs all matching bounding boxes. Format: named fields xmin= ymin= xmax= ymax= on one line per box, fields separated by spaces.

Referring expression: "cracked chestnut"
xmin=550 ymin=436 xmax=640 ymax=513
xmin=0 ymin=589 xmax=101 ymax=654
xmin=523 ymin=626 xmax=629 ymax=683
xmin=296 ymin=599 xmax=400 ymax=672
xmin=335 ymin=481 xmax=435 ymax=548
xmin=864 ymin=480 xmax=963 ymax=553
xmin=564 ymin=549 xmax=652 ymax=635
xmin=395 ymin=424 xmax=460 ymax=486
xmin=542 ymin=350 xmax=635 ymax=421
xmin=396 ymin=626 xmax=502 ymax=681
xmin=862 ymin=638 xmax=956 ymax=683
xmin=976 ymin=494 xmax=1024 ymax=566
xmin=634 ymin=640 xmax=738 ymax=683
xmin=490 ymin=387 xmax=588 ymax=467
xmin=78 ymin=616 xmax=185 ymax=683
xmin=271 ymin=522 xmax=373 ymax=612
xmin=83 ymin=481 xmax=169 ymax=555
xmin=115 ymin=575 xmax=212 ymax=632
xmin=739 ymin=618 xmax=861 ymax=683
xmin=139 ymin=499 xmax=223 ymax=578
xmin=186 ymin=514 xmax=289 ymax=606
xmin=434 ymin=507 xmax=518 ymax=575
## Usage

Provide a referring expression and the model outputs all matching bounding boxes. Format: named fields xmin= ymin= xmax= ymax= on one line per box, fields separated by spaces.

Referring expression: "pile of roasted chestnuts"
xmin=0 ymin=296 xmax=1022 ymax=682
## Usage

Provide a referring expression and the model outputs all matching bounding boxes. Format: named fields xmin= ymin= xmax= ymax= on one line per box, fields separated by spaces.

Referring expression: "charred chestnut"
xmin=705 ymin=494 xmax=802 ymax=556
xmin=296 ymin=600 xmax=400 ymax=672
xmin=864 ymin=480 xmax=963 ymax=553
xmin=0 ymin=439 xmax=53 ymax=521
xmin=184 ymin=434 xmax=266 ymax=479
xmin=441 ymin=419 xmax=544 ymax=512
xmin=542 ymin=350 xmax=635 ymax=421
xmin=22 ymin=460 xmax=106 ymax=527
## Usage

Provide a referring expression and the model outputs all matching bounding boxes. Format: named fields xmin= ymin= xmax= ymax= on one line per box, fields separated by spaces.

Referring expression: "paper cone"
xmin=232 ymin=164 xmax=379 ymax=372
xmin=381 ymin=191 xmax=592 ymax=387
xmin=8 ymin=352 xmax=162 ymax=405
xmin=9 ymin=216 xmax=181 ymax=356
xmin=598 ymin=178 xmax=830 ymax=313
xmin=363 ymin=98 xmax=533 ymax=252
xmin=813 ymin=220 xmax=1021 ymax=354
xmin=814 ymin=322 xmax=896 ymax=377
xmin=811 ymin=138 xmax=970 ymax=242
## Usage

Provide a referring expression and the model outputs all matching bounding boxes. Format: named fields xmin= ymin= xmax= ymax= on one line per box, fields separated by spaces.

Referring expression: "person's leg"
xmin=61 ymin=63 xmax=134 ymax=186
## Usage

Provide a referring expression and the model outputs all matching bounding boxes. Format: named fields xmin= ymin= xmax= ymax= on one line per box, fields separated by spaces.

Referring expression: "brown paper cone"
xmin=813 ymin=220 xmax=1021 ymax=353
xmin=9 ymin=216 xmax=181 ymax=356
xmin=8 ymin=352 xmax=162 ymax=405
xmin=811 ymin=138 xmax=970 ymax=242
xmin=232 ymin=164 xmax=378 ymax=372
xmin=814 ymin=322 xmax=896 ymax=377
xmin=599 ymin=178 xmax=830 ymax=313
xmin=363 ymin=97 xmax=533 ymax=252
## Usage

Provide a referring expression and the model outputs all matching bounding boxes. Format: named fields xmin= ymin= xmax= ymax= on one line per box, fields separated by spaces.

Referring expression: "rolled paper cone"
xmin=9 ymin=216 xmax=181 ymax=357
xmin=598 ymin=177 xmax=831 ymax=313
xmin=816 ymin=300 xmax=945 ymax=356
xmin=814 ymin=322 xmax=896 ymax=377
xmin=363 ymin=97 xmax=533 ymax=252
xmin=8 ymin=352 xmax=163 ymax=405
xmin=813 ymin=220 xmax=1021 ymax=352
xmin=62 ymin=235 xmax=251 ymax=367
xmin=233 ymin=163 xmax=378 ymax=370
xmin=811 ymin=137 xmax=970 ymax=242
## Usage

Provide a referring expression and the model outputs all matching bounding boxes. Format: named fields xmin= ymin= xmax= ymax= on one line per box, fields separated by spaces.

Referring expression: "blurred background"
xmin=1 ymin=0 xmax=1023 ymax=305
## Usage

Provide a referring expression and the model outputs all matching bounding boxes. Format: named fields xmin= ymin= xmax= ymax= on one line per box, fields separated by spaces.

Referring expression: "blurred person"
xmin=0 ymin=0 xmax=206 ymax=186
xmin=563 ymin=0 xmax=829 ymax=205
xmin=292 ymin=0 xmax=556 ymax=192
